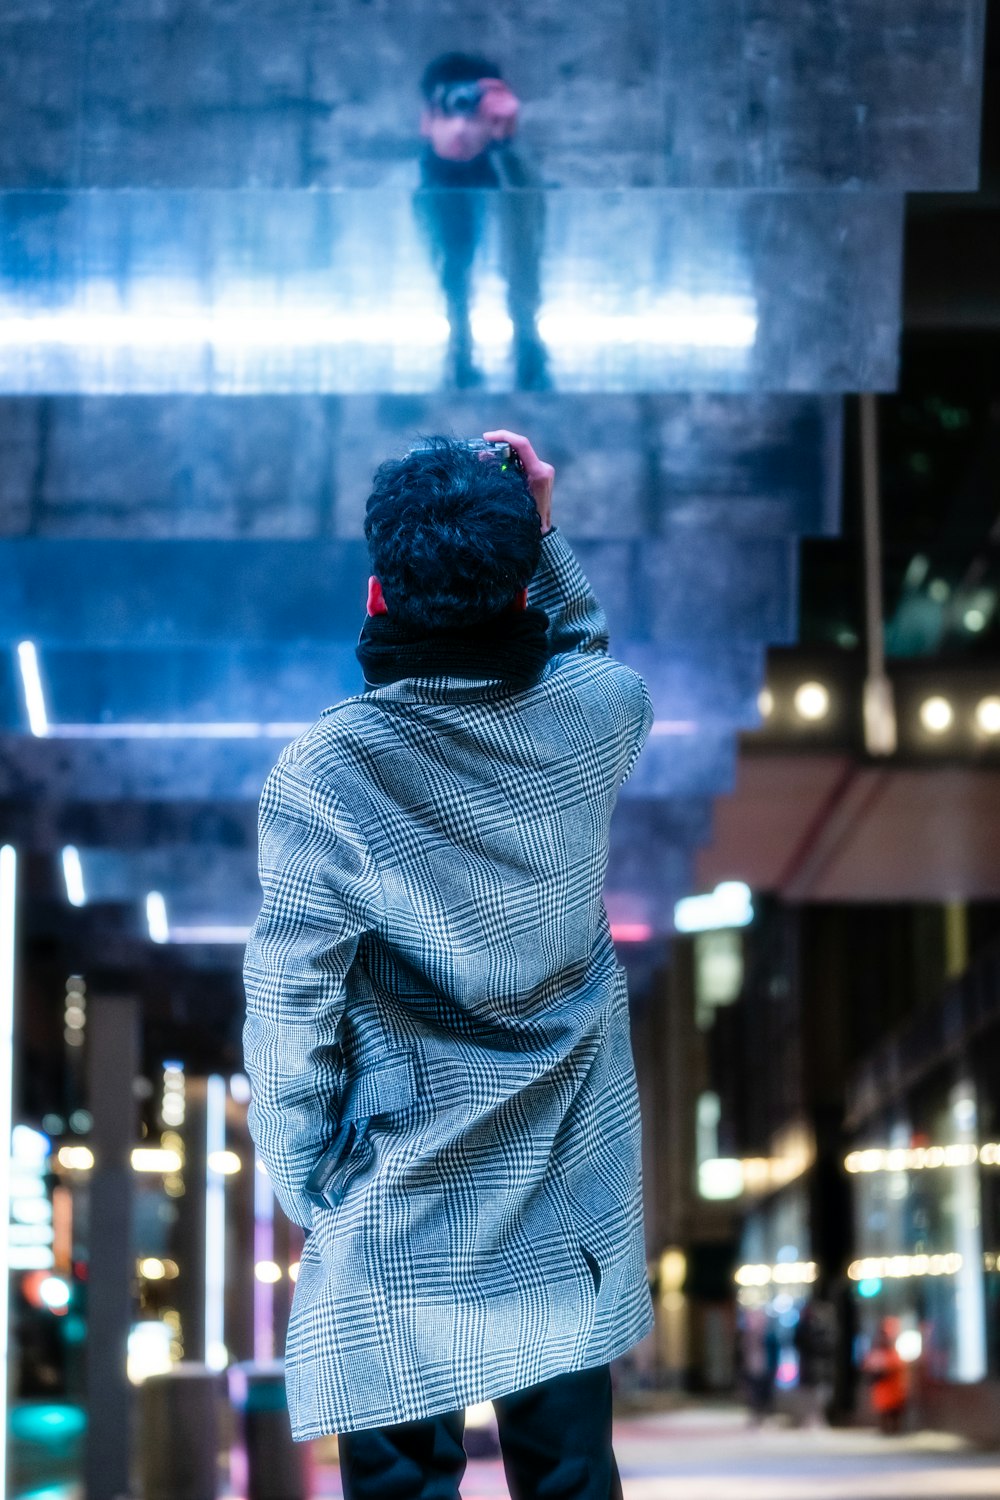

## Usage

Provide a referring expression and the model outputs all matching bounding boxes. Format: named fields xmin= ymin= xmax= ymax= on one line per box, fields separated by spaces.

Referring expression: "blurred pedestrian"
xmin=793 ymin=1297 xmax=836 ymax=1427
xmin=862 ymin=1316 xmax=909 ymax=1434
xmin=739 ymin=1307 xmax=780 ymax=1425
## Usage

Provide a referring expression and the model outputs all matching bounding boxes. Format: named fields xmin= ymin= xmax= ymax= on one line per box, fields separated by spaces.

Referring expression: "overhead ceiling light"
xmin=793 ymin=681 xmax=830 ymax=722
xmin=60 ymin=847 xmax=86 ymax=908
xmin=975 ymin=697 xmax=1000 ymax=735
xmin=16 ymin=642 xmax=49 ymax=737
xmin=920 ymin=696 xmax=954 ymax=733
xmin=145 ymin=892 xmax=169 ymax=945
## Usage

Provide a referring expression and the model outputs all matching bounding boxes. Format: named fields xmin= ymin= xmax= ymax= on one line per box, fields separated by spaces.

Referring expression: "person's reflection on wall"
xmin=414 ymin=52 xmax=549 ymax=391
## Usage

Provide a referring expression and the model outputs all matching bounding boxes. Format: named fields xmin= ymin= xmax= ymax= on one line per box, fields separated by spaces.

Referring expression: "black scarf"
xmin=356 ymin=605 xmax=551 ymax=690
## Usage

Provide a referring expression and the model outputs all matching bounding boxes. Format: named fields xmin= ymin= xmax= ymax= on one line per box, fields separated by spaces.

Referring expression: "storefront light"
xmin=131 ymin=1148 xmax=182 ymax=1173
xmin=846 ymin=1142 xmax=1000 ymax=1173
xmin=848 ymin=1253 xmax=962 ymax=1280
xmin=919 ymin=695 xmax=954 ymax=733
xmin=207 ymin=1150 xmax=241 ymax=1176
xmin=735 ymin=1261 xmax=817 ymax=1288
xmin=975 ymin=697 xmax=1000 ymax=735
xmin=793 ymin=681 xmax=830 ymax=722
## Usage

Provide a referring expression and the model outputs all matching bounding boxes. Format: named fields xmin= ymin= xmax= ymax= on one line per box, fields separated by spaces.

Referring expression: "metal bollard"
xmin=228 ymin=1361 xmax=309 ymax=1500
xmin=138 ymin=1363 xmax=222 ymax=1500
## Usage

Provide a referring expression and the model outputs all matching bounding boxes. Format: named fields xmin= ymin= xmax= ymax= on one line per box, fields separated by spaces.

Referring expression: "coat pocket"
xmin=304 ymin=1048 xmax=419 ymax=1210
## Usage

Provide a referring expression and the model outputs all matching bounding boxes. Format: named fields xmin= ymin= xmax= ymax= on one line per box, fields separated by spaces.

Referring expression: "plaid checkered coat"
xmin=242 ymin=528 xmax=655 ymax=1438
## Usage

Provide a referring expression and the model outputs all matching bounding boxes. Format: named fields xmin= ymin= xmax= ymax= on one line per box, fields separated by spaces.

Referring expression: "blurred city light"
xmin=698 ymin=1157 xmax=744 ymax=1200
xmin=610 ymin=923 xmax=654 ymax=942
xmin=37 ymin=1276 xmax=71 ymax=1312
xmin=734 ymin=1261 xmax=818 ymax=1287
xmin=138 ymin=1258 xmax=166 ymax=1281
xmin=792 ymin=681 xmax=831 ymax=721
xmin=896 ymin=1328 xmax=923 ymax=1362
xmin=757 ymin=688 xmax=774 ymax=718
xmin=919 ymin=695 xmax=954 ymax=733
xmin=207 ymin=1150 xmax=242 ymax=1175
xmin=975 ymin=696 xmax=1000 ymax=735
xmin=254 ymin=1260 xmax=282 ymax=1284
xmin=161 ymin=1062 xmax=185 ymax=1127
xmin=13 ymin=1125 xmax=50 ymax=1163
xmin=675 ymin=882 xmax=753 ymax=934
xmin=848 ymin=1253 xmax=963 ymax=1279
xmin=60 ymin=847 xmax=86 ymax=907
xmin=15 ymin=643 xmax=48 ymax=737
xmin=845 ymin=1142 xmax=1000 ymax=1172
xmin=130 ymin=1148 xmax=182 ymax=1173
xmin=145 ymin=891 xmax=169 ymax=944
xmin=57 ymin=1146 xmax=94 ymax=1171
xmin=127 ymin=1321 xmax=173 ymax=1384
xmin=229 ymin=1074 xmax=251 ymax=1104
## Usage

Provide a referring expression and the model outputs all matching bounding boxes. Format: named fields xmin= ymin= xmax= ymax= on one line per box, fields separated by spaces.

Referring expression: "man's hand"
xmin=482 ymin=429 xmax=554 ymax=535
xmin=477 ymin=79 xmax=519 ymax=142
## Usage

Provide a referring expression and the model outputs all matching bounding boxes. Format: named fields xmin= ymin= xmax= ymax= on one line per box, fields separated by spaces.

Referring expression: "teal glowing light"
xmin=858 ymin=1277 xmax=882 ymax=1298
xmin=9 ymin=1403 xmax=87 ymax=1443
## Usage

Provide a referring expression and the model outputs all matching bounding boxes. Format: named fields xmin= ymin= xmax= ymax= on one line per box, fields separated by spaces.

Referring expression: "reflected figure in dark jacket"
xmin=415 ymin=51 xmax=549 ymax=390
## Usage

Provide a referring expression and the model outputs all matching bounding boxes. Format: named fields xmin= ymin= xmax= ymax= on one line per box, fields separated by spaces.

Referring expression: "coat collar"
xmin=321 ymin=662 xmax=555 ymax=714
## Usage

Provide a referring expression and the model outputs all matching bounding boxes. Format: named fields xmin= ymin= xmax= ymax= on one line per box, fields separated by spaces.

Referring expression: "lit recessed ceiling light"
xmin=975 ymin=696 xmax=1000 ymax=735
xmin=793 ymin=682 xmax=830 ymax=722
xmin=919 ymin=696 xmax=954 ymax=733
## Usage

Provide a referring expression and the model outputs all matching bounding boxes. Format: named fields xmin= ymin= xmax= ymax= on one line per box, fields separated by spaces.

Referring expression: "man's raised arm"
xmin=482 ymin=427 xmax=610 ymax=657
xmin=242 ymin=752 xmax=382 ymax=1230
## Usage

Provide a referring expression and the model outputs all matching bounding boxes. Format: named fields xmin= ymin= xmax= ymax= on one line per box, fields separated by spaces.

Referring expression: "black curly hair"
xmin=364 ymin=436 xmax=542 ymax=632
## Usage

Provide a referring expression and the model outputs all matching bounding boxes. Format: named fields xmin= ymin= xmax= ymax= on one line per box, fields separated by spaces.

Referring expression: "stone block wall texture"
xmin=0 ymin=394 xmax=842 ymax=540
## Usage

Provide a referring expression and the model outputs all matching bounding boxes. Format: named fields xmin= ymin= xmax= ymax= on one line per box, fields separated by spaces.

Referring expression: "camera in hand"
xmin=430 ymin=81 xmax=484 ymax=117
xmin=405 ymin=438 xmax=524 ymax=474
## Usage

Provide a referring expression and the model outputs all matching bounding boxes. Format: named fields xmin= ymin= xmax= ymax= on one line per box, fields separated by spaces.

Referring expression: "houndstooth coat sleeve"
xmin=242 ymin=526 xmax=655 ymax=1435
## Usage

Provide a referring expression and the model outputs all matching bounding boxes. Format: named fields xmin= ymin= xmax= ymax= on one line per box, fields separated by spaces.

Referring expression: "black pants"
xmin=338 ymin=1363 xmax=623 ymax=1500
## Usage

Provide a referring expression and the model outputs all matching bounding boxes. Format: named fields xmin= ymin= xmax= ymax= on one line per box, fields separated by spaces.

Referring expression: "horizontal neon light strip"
xmin=170 ymin=926 xmax=251 ymax=944
xmin=0 ymin=297 xmax=757 ymax=353
xmin=32 ymin=718 xmax=696 ymax=740
xmin=40 ymin=722 xmax=313 ymax=739
xmin=610 ymin=923 xmax=654 ymax=943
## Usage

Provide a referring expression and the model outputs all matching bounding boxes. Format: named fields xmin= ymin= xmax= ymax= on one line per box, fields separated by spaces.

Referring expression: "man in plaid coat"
xmin=243 ymin=429 xmax=655 ymax=1499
